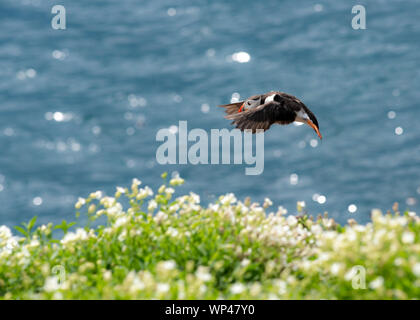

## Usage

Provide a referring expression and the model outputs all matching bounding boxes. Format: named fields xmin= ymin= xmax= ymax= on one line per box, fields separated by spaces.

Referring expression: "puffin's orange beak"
xmin=238 ymin=103 xmax=245 ymax=113
xmin=306 ymin=120 xmax=322 ymax=140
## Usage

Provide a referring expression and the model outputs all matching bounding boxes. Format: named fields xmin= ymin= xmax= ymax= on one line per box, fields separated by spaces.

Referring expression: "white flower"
xmin=277 ymin=206 xmax=288 ymax=215
xmin=241 ymin=259 xmax=251 ymax=267
xmin=157 ymin=283 xmax=170 ymax=294
xmin=402 ymin=231 xmax=415 ymax=244
xmin=354 ymin=225 xmax=366 ymax=233
xmin=412 ymin=263 xmax=420 ymax=277
xmin=27 ymin=239 xmax=40 ymax=249
xmin=286 ymin=215 xmax=298 ymax=227
xmin=263 ymin=198 xmax=273 ymax=208
xmin=344 ymin=268 xmax=358 ymax=281
xmin=369 ymin=277 xmax=384 ymax=289
xmin=88 ymin=204 xmax=96 ymax=214
xmin=132 ymin=178 xmax=142 ymax=186
xmin=116 ymin=187 xmax=126 ymax=194
xmin=190 ymin=192 xmax=200 ymax=204
xmin=253 ymin=207 xmax=264 ymax=213
xmin=330 ymin=263 xmax=342 ymax=275
xmin=168 ymin=203 xmax=180 ymax=213
xmin=61 ymin=228 xmax=89 ymax=245
xmin=297 ymin=201 xmax=306 ymax=209
xmin=311 ymin=225 xmax=322 ymax=235
xmin=169 ymin=176 xmax=184 ymax=186
xmin=145 ymin=186 xmax=154 ymax=196
xmin=44 ymin=276 xmax=60 ymax=292
xmin=75 ymin=197 xmax=85 ymax=209
xmin=103 ymin=270 xmax=112 ymax=281
xmin=346 ymin=230 xmax=357 ymax=242
xmin=196 ymin=266 xmax=212 ymax=282
xmin=0 ymin=226 xmax=13 ymax=240
xmin=230 ymin=283 xmax=245 ymax=294
xmin=220 ymin=193 xmax=236 ymax=205
xmin=106 ymin=203 xmax=123 ymax=217
xmin=371 ymin=209 xmax=382 ymax=220
xmin=161 ymin=260 xmax=176 ymax=271
xmin=276 ymin=280 xmax=287 ymax=295
xmin=394 ymin=258 xmax=404 ymax=266
xmin=0 ymin=226 xmax=20 ymax=256
xmin=130 ymin=277 xmax=145 ymax=292
xmin=209 ymin=204 xmax=219 ymax=211
xmin=167 ymin=227 xmax=179 ymax=237
xmin=137 ymin=186 xmax=154 ymax=200
xmin=165 ymin=187 xmax=175 ymax=195
xmin=90 ymin=191 xmax=103 ymax=199
xmin=148 ymin=200 xmax=158 ymax=212
xmin=114 ymin=216 xmax=129 ymax=228
xmin=317 ymin=252 xmax=331 ymax=262
xmin=154 ymin=211 xmax=167 ymax=223
xmin=100 ymin=196 xmax=116 ymax=208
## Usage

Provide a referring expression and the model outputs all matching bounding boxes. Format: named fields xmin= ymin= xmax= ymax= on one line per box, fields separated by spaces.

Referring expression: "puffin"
xmin=219 ymin=91 xmax=322 ymax=139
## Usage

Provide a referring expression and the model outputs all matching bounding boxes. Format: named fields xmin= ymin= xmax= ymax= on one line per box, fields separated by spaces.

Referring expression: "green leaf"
xmin=27 ymin=216 xmax=37 ymax=233
xmin=14 ymin=225 xmax=28 ymax=237
xmin=54 ymin=220 xmax=76 ymax=234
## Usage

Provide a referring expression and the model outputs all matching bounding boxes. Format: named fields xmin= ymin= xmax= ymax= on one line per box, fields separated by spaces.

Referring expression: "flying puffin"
xmin=219 ymin=91 xmax=322 ymax=139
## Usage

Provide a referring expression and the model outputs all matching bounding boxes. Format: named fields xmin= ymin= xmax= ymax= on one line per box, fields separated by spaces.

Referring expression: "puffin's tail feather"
xmin=218 ymin=101 xmax=244 ymax=115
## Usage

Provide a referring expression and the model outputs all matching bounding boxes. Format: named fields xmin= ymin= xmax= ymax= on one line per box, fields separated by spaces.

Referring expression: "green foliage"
xmin=0 ymin=175 xmax=419 ymax=299
xmin=14 ymin=216 xmax=37 ymax=238
xmin=54 ymin=220 xmax=76 ymax=234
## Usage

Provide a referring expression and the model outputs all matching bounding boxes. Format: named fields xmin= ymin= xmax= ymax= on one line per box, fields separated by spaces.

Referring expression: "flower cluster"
xmin=0 ymin=174 xmax=418 ymax=299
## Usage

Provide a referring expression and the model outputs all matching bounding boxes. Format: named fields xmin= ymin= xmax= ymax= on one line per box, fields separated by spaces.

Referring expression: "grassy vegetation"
xmin=0 ymin=173 xmax=419 ymax=299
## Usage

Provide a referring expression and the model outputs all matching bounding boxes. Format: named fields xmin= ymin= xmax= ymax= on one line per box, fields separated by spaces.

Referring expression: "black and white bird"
xmin=219 ymin=91 xmax=322 ymax=139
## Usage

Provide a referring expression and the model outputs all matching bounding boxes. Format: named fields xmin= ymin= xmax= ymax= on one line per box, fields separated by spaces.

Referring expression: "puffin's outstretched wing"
xmin=225 ymin=101 xmax=296 ymax=133
xmin=218 ymin=101 xmax=244 ymax=116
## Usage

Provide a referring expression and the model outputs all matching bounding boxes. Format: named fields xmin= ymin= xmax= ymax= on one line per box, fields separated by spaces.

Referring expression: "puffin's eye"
xmin=247 ymin=101 xmax=251 ymax=105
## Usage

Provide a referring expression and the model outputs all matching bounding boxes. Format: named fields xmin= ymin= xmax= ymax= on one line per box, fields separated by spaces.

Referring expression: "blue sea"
xmin=0 ymin=0 xmax=419 ymax=226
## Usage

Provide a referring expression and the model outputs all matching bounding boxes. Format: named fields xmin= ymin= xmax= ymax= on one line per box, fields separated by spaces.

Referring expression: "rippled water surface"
xmin=1 ymin=0 xmax=420 ymax=226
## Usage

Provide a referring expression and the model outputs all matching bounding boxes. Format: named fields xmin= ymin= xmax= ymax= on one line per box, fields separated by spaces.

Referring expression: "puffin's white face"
xmin=294 ymin=109 xmax=310 ymax=123
xmin=244 ymin=96 xmax=261 ymax=108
